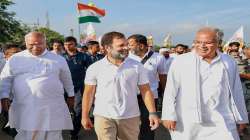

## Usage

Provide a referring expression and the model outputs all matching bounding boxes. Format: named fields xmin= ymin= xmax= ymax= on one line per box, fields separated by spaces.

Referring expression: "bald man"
xmin=0 ymin=32 xmax=75 ymax=140
xmin=161 ymin=27 xmax=249 ymax=140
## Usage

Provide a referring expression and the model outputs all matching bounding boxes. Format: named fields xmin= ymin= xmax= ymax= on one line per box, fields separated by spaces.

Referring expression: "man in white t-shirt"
xmin=128 ymin=34 xmax=168 ymax=140
xmin=81 ymin=31 xmax=159 ymax=140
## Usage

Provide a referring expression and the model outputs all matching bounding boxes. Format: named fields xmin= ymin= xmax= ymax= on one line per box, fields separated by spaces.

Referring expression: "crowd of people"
xmin=0 ymin=26 xmax=249 ymax=140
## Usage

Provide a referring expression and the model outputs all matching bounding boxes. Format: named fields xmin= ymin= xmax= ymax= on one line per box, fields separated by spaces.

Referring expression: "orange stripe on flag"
xmin=77 ymin=3 xmax=105 ymax=17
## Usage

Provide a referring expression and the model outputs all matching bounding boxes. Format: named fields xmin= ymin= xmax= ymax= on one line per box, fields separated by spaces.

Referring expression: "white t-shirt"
xmin=129 ymin=51 xmax=168 ymax=98
xmin=85 ymin=57 xmax=149 ymax=119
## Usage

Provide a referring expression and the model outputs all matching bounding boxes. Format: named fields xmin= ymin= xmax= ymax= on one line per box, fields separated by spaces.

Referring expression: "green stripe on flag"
xmin=79 ymin=16 xmax=101 ymax=24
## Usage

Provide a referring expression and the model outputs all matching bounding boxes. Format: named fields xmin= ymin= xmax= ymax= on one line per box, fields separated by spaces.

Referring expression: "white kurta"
xmin=199 ymin=55 xmax=235 ymax=130
xmin=15 ymin=130 xmax=63 ymax=140
xmin=0 ymin=52 xmax=5 ymax=113
xmin=0 ymin=50 xmax=74 ymax=131
xmin=161 ymin=51 xmax=249 ymax=140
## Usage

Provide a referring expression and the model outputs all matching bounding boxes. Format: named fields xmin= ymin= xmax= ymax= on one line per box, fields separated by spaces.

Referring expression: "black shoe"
xmin=70 ymin=135 xmax=79 ymax=140
xmin=2 ymin=126 xmax=17 ymax=137
xmin=2 ymin=126 xmax=9 ymax=133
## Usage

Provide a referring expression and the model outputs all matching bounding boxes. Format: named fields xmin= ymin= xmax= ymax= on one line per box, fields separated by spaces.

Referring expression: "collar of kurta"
xmin=193 ymin=50 xmax=222 ymax=64
xmin=28 ymin=49 xmax=48 ymax=57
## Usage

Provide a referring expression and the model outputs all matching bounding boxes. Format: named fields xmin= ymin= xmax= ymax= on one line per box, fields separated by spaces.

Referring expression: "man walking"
xmin=63 ymin=36 xmax=91 ymax=140
xmin=0 ymin=32 xmax=75 ymax=140
xmin=128 ymin=34 xmax=168 ymax=140
xmin=162 ymin=27 xmax=249 ymax=140
xmin=81 ymin=31 xmax=159 ymax=140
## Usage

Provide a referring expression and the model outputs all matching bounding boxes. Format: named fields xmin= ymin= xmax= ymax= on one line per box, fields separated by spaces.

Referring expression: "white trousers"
xmin=15 ymin=130 xmax=63 ymax=140
xmin=171 ymin=122 xmax=240 ymax=140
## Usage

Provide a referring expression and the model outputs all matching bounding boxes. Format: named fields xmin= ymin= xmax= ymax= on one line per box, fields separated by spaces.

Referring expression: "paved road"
xmin=1 ymin=124 xmax=250 ymax=140
xmin=0 ymin=112 xmax=171 ymax=140
xmin=1 ymin=114 xmax=249 ymax=140
xmin=0 ymin=124 xmax=171 ymax=140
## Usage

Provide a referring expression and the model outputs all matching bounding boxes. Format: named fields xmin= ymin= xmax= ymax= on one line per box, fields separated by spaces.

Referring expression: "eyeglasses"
xmin=193 ymin=40 xmax=216 ymax=46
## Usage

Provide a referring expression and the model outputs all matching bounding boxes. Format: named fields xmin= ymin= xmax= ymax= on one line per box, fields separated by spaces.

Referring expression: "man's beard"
xmin=130 ymin=47 xmax=141 ymax=56
xmin=110 ymin=50 xmax=128 ymax=60
xmin=177 ymin=51 xmax=184 ymax=54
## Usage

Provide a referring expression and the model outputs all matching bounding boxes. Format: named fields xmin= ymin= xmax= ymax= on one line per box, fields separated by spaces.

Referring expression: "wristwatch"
xmin=149 ymin=112 xmax=158 ymax=116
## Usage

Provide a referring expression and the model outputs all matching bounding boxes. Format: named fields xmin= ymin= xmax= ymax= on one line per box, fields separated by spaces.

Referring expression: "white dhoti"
xmin=162 ymin=53 xmax=246 ymax=140
xmin=171 ymin=122 xmax=240 ymax=140
xmin=15 ymin=130 xmax=63 ymax=140
xmin=170 ymin=56 xmax=241 ymax=140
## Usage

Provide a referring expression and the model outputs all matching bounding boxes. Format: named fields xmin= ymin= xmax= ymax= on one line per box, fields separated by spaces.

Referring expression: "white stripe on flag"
xmin=79 ymin=10 xmax=103 ymax=17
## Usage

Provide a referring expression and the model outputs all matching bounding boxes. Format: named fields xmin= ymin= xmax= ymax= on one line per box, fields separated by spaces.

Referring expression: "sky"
xmin=9 ymin=0 xmax=250 ymax=46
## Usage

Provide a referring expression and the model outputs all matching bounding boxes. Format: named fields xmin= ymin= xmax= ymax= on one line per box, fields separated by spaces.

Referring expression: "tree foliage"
xmin=0 ymin=0 xmax=30 ymax=45
xmin=35 ymin=27 xmax=64 ymax=47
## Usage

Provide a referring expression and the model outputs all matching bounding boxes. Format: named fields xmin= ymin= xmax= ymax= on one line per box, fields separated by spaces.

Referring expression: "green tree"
xmin=12 ymin=24 xmax=31 ymax=44
xmin=36 ymin=27 xmax=64 ymax=48
xmin=0 ymin=0 xmax=29 ymax=44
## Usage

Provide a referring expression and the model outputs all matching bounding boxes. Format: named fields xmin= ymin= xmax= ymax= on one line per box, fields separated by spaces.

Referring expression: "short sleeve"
xmin=157 ymin=55 xmax=168 ymax=74
xmin=84 ymin=64 xmax=98 ymax=85
xmin=137 ymin=64 xmax=149 ymax=85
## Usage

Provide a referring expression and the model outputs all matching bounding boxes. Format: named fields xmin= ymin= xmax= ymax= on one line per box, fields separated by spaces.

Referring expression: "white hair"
xmin=25 ymin=32 xmax=46 ymax=43
xmin=196 ymin=27 xmax=222 ymax=43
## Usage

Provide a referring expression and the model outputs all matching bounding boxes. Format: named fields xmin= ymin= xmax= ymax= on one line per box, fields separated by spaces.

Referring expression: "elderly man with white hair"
xmin=162 ymin=27 xmax=249 ymax=140
xmin=0 ymin=32 xmax=75 ymax=140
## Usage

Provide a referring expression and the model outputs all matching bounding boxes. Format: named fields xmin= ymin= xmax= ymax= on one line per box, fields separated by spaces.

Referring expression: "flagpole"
xmin=78 ymin=21 xmax=81 ymax=43
xmin=77 ymin=0 xmax=81 ymax=43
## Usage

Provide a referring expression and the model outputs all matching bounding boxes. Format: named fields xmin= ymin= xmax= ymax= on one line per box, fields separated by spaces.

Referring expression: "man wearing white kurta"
xmin=161 ymin=27 xmax=249 ymax=140
xmin=0 ymin=52 xmax=5 ymax=113
xmin=0 ymin=32 xmax=75 ymax=140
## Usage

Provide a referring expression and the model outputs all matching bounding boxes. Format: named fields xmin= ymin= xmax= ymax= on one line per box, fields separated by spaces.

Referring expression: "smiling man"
xmin=0 ymin=32 xmax=75 ymax=140
xmin=81 ymin=31 xmax=159 ymax=140
xmin=161 ymin=27 xmax=249 ymax=140
xmin=128 ymin=34 xmax=168 ymax=140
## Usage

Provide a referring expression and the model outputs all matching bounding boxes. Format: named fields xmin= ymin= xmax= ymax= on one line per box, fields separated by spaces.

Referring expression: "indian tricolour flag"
xmin=77 ymin=3 xmax=105 ymax=24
